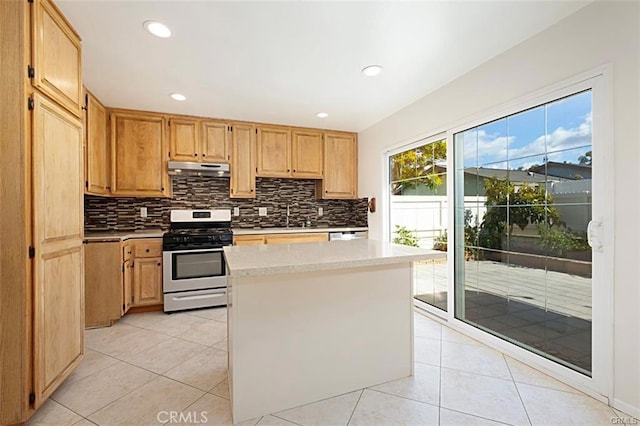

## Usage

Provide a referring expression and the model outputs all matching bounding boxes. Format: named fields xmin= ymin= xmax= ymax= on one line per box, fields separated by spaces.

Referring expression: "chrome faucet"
xmin=286 ymin=203 xmax=298 ymax=228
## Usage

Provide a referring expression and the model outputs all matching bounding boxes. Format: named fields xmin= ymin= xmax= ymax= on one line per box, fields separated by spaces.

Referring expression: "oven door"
xmin=163 ymin=248 xmax=227 ymax=293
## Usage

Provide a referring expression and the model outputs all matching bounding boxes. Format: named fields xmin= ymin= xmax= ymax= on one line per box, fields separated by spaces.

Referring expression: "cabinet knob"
xmin=194 ymin=153 xmax=198 ymax=156
xmin=203 ymin=154 xmax=206 ymax=157
xmin=128 ymin=251 xmax=132 ymax=254
xmin=293 ymin=169 xmax=296 ymax=172
xmin=157 ymin=262 xmax=161 ymax=266
xmin=146 ymin=249 xmax=150 ymax=253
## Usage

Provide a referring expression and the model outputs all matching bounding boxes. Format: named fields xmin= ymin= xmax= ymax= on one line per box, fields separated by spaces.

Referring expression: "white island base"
xmin=224 ymin=240 xmax=445 ymax=423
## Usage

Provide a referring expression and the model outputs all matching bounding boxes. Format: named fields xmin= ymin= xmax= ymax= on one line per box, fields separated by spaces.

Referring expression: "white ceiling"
xmin=57 ymin=1 xmax=588 ymax=132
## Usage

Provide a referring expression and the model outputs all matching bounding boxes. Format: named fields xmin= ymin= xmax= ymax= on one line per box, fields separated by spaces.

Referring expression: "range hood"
xmin=168 ymin=161 xmax=230 ymax=177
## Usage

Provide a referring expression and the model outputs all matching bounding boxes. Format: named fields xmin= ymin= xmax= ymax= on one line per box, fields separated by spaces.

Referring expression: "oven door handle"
xmin=163 ymin=248 xmax=225 ymax=255
xmin=169 ymin=293 xmax=226 ymax=301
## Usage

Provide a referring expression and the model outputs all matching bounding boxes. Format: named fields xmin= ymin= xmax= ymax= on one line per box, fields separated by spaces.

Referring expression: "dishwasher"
xmin=328 ymin=231 xmax=368 ymax=241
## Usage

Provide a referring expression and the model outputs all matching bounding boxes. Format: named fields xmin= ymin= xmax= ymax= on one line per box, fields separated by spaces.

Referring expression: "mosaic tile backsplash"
xmin=85 ymin=177 xmax=368 ymax=231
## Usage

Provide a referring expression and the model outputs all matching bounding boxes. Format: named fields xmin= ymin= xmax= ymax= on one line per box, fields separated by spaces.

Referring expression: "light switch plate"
xmin=233 ymin=207 xmax=240 ymax=216
xmin=140 ymin=207 xmax=147 ymax=218
xmin=258 ymin=207 xmax=267 ymax=217
xmin=318 ymin=207 xmax=323 ymax=217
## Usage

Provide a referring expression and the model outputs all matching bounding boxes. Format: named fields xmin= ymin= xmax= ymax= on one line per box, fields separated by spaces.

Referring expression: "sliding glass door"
xmin=389 ymin=137 xmax=448 ymax=313
xmin=453 ymin=88 xmax=601 ymax=375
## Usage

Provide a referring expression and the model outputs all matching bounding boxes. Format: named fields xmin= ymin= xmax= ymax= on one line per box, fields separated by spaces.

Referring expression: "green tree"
xmin=478 ymin=177 xmax=560 ymax=250
xmin=578 ymin=150 xmax=592 ymax=165
xmin=390 ymin=140 xmax=446 ymax=195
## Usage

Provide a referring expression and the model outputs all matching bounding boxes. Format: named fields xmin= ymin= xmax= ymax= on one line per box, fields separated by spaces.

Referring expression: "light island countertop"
xmin=223 ymin=239 xmax=445 ymax=277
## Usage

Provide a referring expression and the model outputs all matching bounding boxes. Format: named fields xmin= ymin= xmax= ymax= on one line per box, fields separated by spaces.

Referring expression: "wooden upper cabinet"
xmin=230 ymin=123 xmax=256 ymax=198
xmin=292 ymin=129 xmax=323 ymax=178
xmin=169 ymin=118 xmax=229 ymax=163
xmin=256 ymin=126 xmax=291 ymax=177
xmin=31 ymin=0 xmax=82 ymax=117
xmin=110 ymin=111 xmax=169 ymax=197
xmin=169 ymin=118 xmax=200 ymax=161
xmin=202 ymin=121 xmax=230 ymax=163
xmin=85 ymin=91 xmax=109 ymax=195
xmin=317 ymin=132 xmax=358 ymax=199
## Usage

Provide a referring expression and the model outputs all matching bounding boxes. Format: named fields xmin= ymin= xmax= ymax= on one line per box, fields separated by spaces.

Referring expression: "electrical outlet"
xmin=233 ymin=207 xmax=240 ymax=216
xmin=140 ymin=207 xmax=147 ymax=218
xmin=318 ymin=207 xmax=323 ymax=217
xmin=258 ymin=207 xmax=267 ymax=217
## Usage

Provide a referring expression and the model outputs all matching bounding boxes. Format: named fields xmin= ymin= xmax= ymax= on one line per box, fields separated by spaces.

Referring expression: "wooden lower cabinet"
xmin=84 ymin=238 xmax=162 ymax=328
xmin=133 ymin=257 xmax=163 ymax=306
xmin=84 ymin=242 xmax=123 ymax=327
xmin=233 ymin=232 xmax=328 ymax=246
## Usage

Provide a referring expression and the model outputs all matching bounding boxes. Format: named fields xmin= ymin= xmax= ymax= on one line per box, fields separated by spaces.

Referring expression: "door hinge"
xmin=122 ymin=303 xmax=125 ymax=311
xmin=122 ymin=265 xmax=124 ymax=273
xmin=28 ymin=246 xmax=35 ymax=259
xmin=230 ymin=125 xmax=233 ymax=132
xmin=85 ymin=180 xmax=89 ymax=188
xmin=255 ymin=128 xmax=258 ymax=134
xmin=82 ymin=94 xmax=88 ymax=111
xmin=27 ymin=97 xmax=34 ymax=110
xmin=27 ymin=65 xmax=35 ymax=78
xmin=28 ymin=392 xmax=35 ymax=406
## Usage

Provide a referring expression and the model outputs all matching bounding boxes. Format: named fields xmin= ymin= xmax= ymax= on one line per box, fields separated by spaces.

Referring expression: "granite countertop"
xmin=232 ymin=226 xmax=368 ymax=235
xmin=84 ymin=229 xmax=165 ymax=242
xmin=223 ymin=239 xmax=446 ymax=277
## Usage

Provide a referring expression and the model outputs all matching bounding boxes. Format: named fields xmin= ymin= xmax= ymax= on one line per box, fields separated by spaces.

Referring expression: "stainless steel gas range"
xmin=162 ymin=209 xmax=232 ymax=312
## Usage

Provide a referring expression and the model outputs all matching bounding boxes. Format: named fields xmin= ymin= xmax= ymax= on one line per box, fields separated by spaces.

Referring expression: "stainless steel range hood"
xmin=168 ymin=161 xmax=230 ymax=177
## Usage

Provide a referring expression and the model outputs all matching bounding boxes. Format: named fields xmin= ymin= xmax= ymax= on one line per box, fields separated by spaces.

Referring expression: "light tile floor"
xmin=27 ymin=307 xmax=636 ymax=426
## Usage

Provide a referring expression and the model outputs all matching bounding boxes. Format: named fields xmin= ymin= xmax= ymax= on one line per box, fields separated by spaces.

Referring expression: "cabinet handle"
xmin=128 ymin=251 xmax=132 ymax=254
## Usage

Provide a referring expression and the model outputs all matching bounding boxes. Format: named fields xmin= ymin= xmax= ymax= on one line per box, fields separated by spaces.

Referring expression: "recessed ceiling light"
xmin=316 ymin=112 xmax=329 ymax=118
xmin=169 ymin=93 xmax=186 ymax=101
xmin=361 ymin=65 xmax=383 ymax=77
xmin=143 ymin=21 xmax=172 ymax=38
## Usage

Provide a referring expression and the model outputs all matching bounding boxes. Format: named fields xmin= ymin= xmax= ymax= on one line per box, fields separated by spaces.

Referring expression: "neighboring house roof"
xmin=529 ymin=161 xmax=592 ymax=179
xmin=465 ymin=167 xmax=557 ymax=184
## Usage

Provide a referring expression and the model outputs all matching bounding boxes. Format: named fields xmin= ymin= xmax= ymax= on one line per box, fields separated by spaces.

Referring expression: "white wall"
xmin=358 ymin=1 xmax=639 ymax=415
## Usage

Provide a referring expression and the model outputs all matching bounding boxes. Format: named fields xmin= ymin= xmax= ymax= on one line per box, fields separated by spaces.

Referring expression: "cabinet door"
xmin=123 ymin=259 xmax=133 ymax=314
xmin=320 ymin=133 xmax=358 ymax=199
xmin=133 ymin=257 xmax=163 ymax=306
xmin=84 ymin=242 xmax=122 ymax=327
xmin=202 ymin=121 xmax=229 ymax=163
xmin=292 ymin=129 xmax=323 ymax=178
xmin=32 ymin=93 xmax=84 ymax=403
xmin=111 ymin=111 xmax=168 ymax=197
xmin=85 ymin=91 xmax=109 ymax=195
xmin=31 ymin=0 xmax=82 ymax=117
xmin=169 ymin=118 xmax=200 ymax=161
xmin=256 ymin=126 xmax=291 ymax=177
xmin=230 ymin=124 xmax=256 ymax=198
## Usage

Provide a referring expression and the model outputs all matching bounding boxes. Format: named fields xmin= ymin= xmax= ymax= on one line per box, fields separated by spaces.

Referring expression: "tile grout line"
xmin=269 ymin=413 xmax=304 ymax=426
xmin=503 ymin=353 xmax=533 ymax=426
xmin=345 ymin=388 xmax=365 ymax=425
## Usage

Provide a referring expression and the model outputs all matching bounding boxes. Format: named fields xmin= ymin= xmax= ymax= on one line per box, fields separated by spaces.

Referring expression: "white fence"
xmin=390 ymin=186 xmax=591 ymax=249
xmin=390 ymin=196 xmax=486 ymax=249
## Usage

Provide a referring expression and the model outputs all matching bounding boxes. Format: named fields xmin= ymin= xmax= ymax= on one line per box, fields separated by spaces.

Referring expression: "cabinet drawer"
xmin=122 ymin=242 xmax=133 ymax=261
xmin=133 ymin=239 xmax=162 ymax=258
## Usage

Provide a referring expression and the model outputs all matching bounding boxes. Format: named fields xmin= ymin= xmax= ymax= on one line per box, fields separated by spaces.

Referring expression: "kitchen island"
xmin=223 ymin=239 xmax=446 ymax=423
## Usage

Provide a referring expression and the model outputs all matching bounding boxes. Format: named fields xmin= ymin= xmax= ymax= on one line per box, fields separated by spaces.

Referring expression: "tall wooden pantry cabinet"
xmin=0 ymin=0 xmax=85 ymax=423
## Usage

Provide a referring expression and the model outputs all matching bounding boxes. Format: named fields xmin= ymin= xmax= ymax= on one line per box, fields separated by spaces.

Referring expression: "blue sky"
xmin=461 ymin=90 xmax=592 ymax=170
